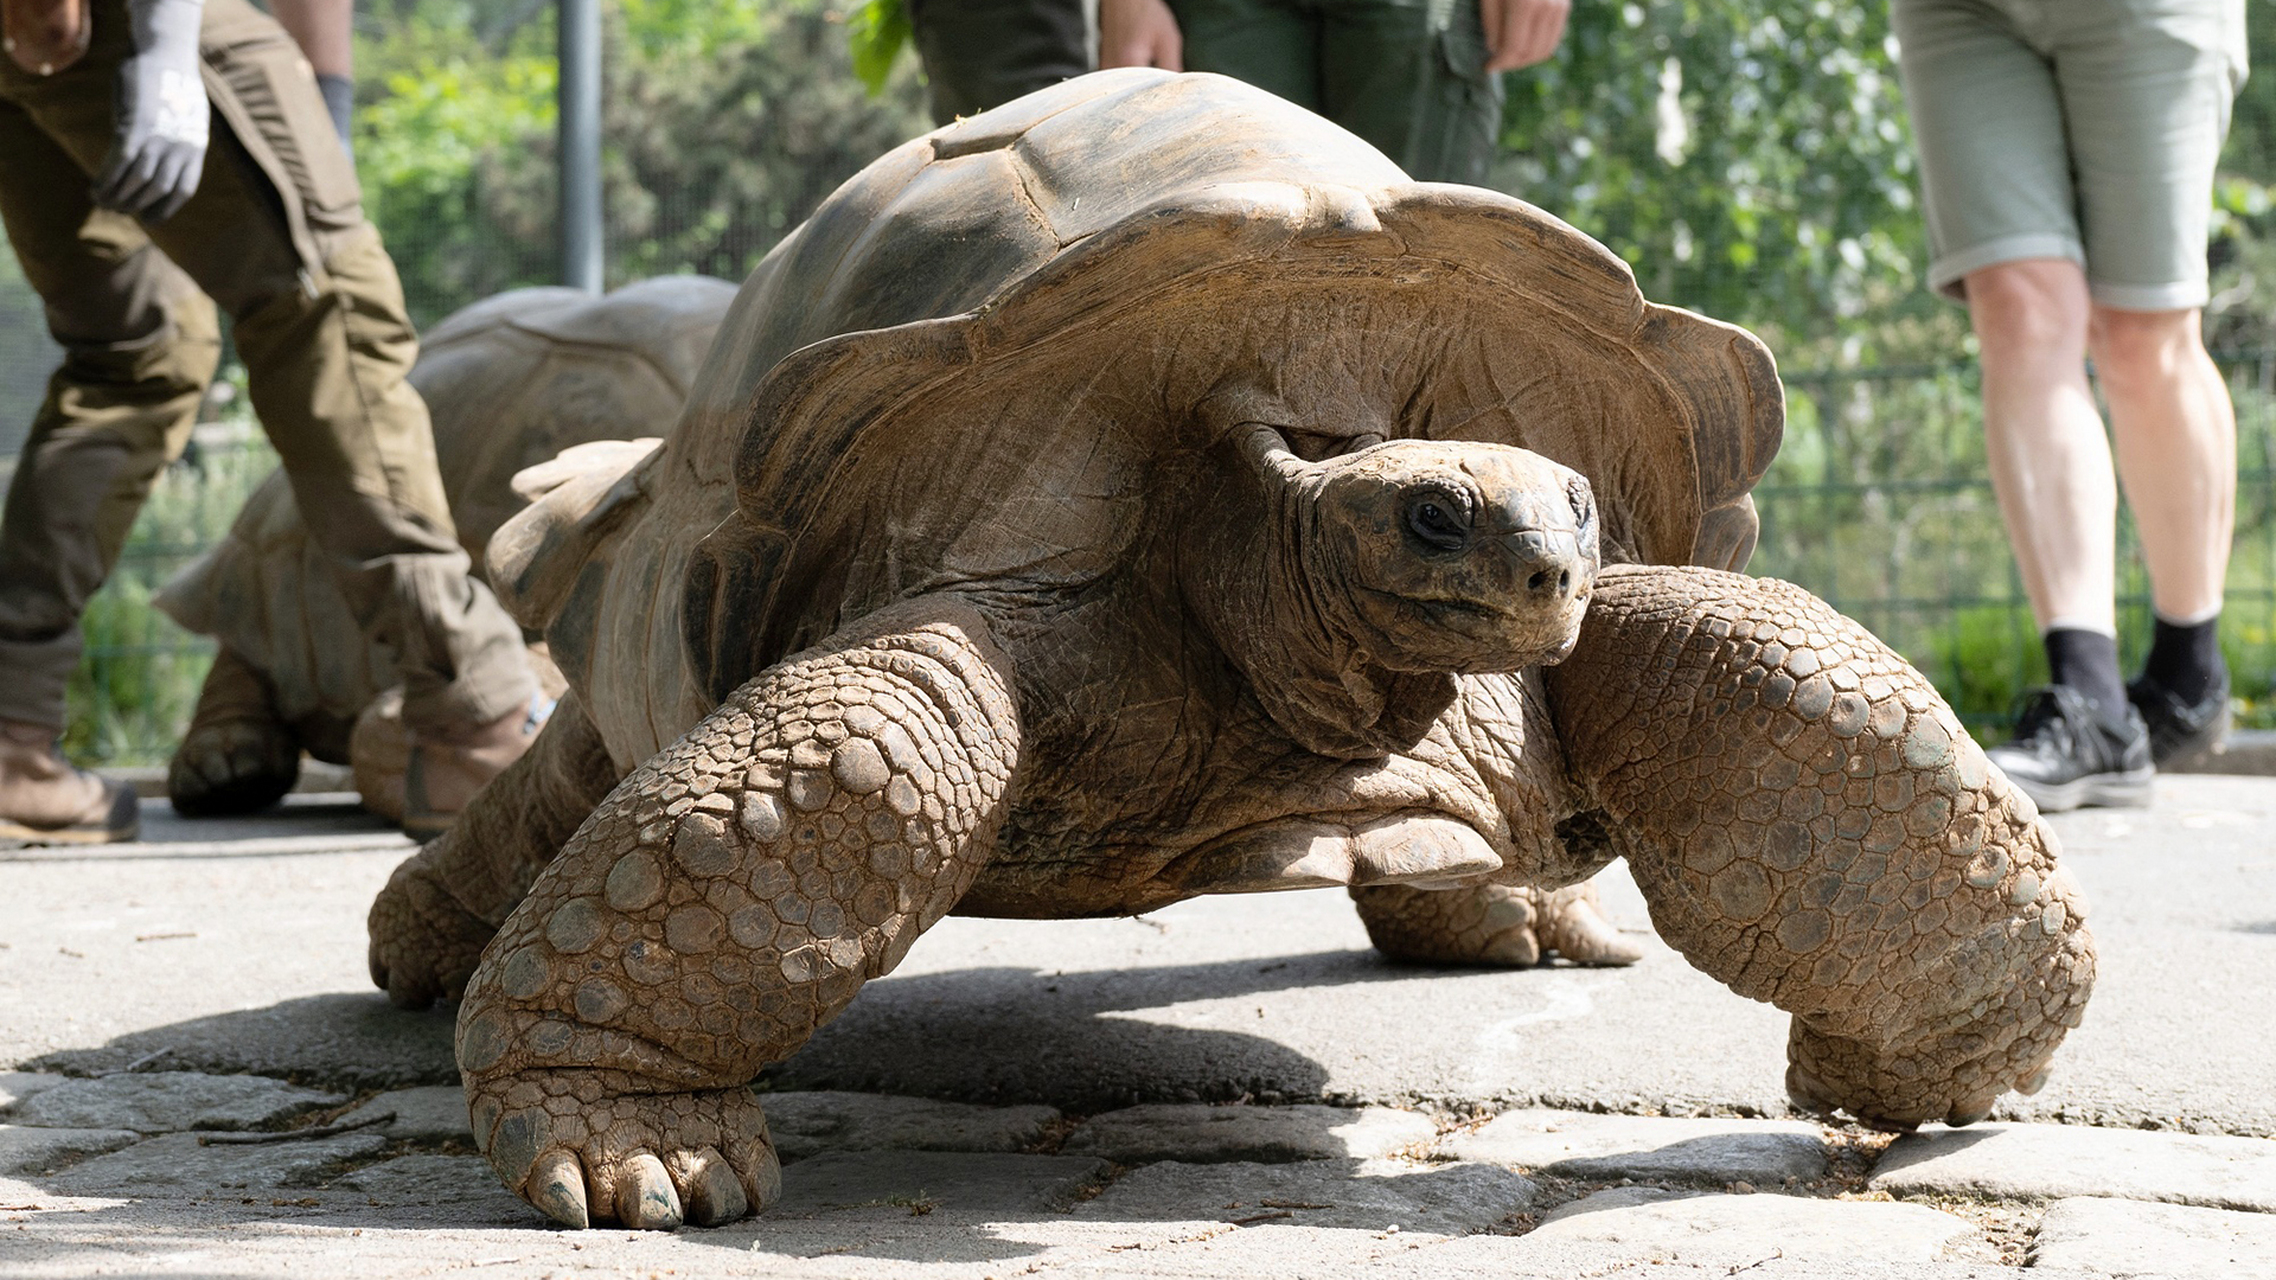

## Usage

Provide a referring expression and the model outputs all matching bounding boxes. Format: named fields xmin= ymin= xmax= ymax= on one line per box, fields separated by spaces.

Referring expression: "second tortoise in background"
xmin=157 ymin=276 xmax=738 ymax=831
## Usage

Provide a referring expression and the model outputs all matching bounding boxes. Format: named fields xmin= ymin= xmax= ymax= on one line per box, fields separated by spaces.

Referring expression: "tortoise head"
xmin=1182 ymin=423 xmax=1600 ymax=759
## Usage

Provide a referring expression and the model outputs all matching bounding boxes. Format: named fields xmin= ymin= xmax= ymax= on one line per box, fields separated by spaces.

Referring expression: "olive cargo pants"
xmin=908 ymin=0 xmax=1091 ymax=125
xmin=0 ymin=0 xmax=532 ymax=735
xmin=1171 ymin=0 xmax=1504 ymax=185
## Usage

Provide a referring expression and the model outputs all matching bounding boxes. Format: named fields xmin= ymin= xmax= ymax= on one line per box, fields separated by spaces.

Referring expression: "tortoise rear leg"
xmin=455 ymin=604 xmax=1020 ymax=1229
xmin=1546 ymin=565 xmax=2094 ymax=1130
xmin=168 ymin=647 xmax=302 ymax=816
xmin=367 ymin=695 xmax=619 ymax=1008
xmin=1351 ymin=878 xmax=1643 ymax=966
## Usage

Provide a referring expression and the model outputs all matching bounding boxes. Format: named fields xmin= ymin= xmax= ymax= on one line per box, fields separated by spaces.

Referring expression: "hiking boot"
xmin=0 ymin=719 xmax=139 ymax=845
xmin=2127 ymin=669 xmax=2231 ymax=769
xmin=1988 ymin=685 xmax=2153 ymax=813
xmin=387 ymin=693 xmax=554 ymax=840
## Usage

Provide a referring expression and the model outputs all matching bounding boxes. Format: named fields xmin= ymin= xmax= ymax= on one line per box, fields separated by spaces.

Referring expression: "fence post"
xmin=558 ymin=0 xmax=603 ymax=293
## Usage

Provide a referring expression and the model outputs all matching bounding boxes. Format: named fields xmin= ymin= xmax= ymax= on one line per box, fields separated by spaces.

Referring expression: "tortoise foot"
xmin=469 ymin=1070 xmax=780 ymax=1229
xmin=1352 ymin=877 xmax=1643 ymax=968
xmin=168 ymin=719 xmax=300 ymax=817
xmin=366 ymin=846 xmax=498 ymax=1009
xmin=167 ymin=649 xmax=300 ymax=817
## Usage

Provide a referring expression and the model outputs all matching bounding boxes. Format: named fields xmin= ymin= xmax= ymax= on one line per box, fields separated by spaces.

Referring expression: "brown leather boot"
xmin=386 ymin=694 xmax=552 ymax=840
xmin=0 ymin=719 xmax=138 ymax=846
xmin=348 ymin=688 xmax=410 ymax=826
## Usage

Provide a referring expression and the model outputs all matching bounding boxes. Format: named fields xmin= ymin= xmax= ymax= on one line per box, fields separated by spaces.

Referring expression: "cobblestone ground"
xmin=2 ymin=779 xmax=2272 ymax=1278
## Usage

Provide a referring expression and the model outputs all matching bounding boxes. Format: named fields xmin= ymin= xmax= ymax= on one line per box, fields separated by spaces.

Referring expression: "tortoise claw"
xmin=673 ymin=1147 xmax=749 ymax=1226
xmin=618 ymin=1153 xmax=684 ymax=1230
xmin=529 ymin=1149 xmax=590 ymax=1228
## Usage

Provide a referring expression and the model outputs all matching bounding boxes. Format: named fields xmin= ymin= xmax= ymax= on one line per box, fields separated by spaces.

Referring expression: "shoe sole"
xmin=0 ymin=817 xmax=140 ymax=847
xmin=2010 ymin=768 xmax=2155 ymax=813
xmin=2153 ymin=725 xmax=2230 ymax=771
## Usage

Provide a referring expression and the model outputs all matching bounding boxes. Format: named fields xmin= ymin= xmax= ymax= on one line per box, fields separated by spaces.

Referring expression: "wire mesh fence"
xmin=39 ymin=348 xmax=2274 ymax=766
xmin=1 ymin=0 xmax=2271 ymax=765
xmin=1752 ymin=350 xmax=2276 ymax=734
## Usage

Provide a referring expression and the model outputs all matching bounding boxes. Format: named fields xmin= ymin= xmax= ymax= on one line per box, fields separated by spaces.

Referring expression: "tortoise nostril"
xmin=1558 ymin=569 xmax=1571 ymax=594
xmin=1527 ymin=569 xmax=1552 ymax=592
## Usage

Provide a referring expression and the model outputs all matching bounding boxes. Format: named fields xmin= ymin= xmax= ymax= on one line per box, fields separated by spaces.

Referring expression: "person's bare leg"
xmin=2092 ymin=304 xmax=2235 ymax=761
xmin=1966 ymin=259 xmax=2114 ymax=636
xmin=1964 ymin=259 xmax=2148 ymax=809
xmin=2092 ymin=306 xmax=2234 ymax=622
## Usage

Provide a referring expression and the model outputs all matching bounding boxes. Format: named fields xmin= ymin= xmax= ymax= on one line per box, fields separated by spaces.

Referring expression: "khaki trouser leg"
xmin=0 ymin=0 xmax=533 ymax=735
xmin=1171 ymin=0 xmax=1502 ymax=185
xmin=0 ymin=100 xmax=214 ymax=730
xmin=907 ymin=0 xmax=1090 ymax=125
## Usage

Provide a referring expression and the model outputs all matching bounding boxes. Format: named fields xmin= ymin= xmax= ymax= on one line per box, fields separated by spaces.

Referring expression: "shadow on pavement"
xmin=769 ymin=948 xmax=1443 ymax=1109
xmin=32 ymin=993 xmax=458 ymax=1089
xmin=30 ymin=947 xmax=1444 ymax=1106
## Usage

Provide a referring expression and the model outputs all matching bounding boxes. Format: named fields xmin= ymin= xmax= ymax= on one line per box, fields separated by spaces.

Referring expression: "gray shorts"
xmin=1890 ymin=0 xmax=2248 ymax=310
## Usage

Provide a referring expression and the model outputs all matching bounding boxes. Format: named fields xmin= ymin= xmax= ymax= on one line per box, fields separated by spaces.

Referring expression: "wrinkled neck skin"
xmin=1177 ymin=424 xmax=1457 ymax=759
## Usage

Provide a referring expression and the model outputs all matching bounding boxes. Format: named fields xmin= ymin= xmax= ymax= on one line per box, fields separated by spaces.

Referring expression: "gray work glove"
xmin=92 ymin=0 xmax=209 ymax=222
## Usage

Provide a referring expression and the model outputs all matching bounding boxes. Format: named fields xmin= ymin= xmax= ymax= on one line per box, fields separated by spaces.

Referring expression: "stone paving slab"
xmin=759 ymin=1090 xmax=1061 ymax=1163
xmin=1447 ymin=1107 xmax=1828 ymax=1184
xmin=335 ymin=1086 xmax=469 ymax=1143
xmin=1417 ymin=1235 xmax=2045 ymax=1280
xmin=0 ymin=1124 xmax=139 ymax=1175
xmin=0 ymin=1071 xmax=66 ymax=1111
xmin=1516 ymin=1185 xmax=1979 ymax=1265
xmin=1871 ymin=1122 xmax=2276 ymax=1211
xmin=1077 ymin=1158 xmax=1536 ymax=1235
xmin=2030 ymin=1195 xmax=2276 ymax=1279
xmin=328 ymin=1153 xmax=535 ymax=1222
xmin=1062 ymin=1103 xmax=1436 ymax=1165
xmin=10 ymin=1071 xmax=345 ymax=1133
xmin=0 ymin=1194 xmax=2062 ymax=1280
xmin=50 ymin=1129 xmax=387 ymax=1195
xmin=769 ymin=1149 xmax=1109 ymax=1218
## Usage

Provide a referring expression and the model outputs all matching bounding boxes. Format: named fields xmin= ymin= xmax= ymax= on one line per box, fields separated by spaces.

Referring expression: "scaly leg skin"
xmin=167 ymin=647 xmax=302 ymax=817
xmin=367 ymin=696 xmax=619 ymax=1009
xmin=1351 ymin=877 xmax=1643 ymax=966
xmin=456 ymin=605 xmax=1020 ymax=1228
xmin=1546 ymin=565 xmax=2095 ymax=1130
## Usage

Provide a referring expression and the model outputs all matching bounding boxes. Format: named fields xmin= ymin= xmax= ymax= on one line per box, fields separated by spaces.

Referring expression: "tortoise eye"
xmin=1404 ymin=493 xmax=1471 ymax=551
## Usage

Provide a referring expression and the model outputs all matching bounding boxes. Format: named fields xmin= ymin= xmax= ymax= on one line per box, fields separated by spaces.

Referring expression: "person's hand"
xmin=3 ymin=0 xmax=92 ymax=75
xmin=1479 ymin=0 xmax=1570 ymax=71
xmin=1099 ymin=0 xmax=1182 ymax=71
xmin=92 ymin=0 xmax=208 ymax=222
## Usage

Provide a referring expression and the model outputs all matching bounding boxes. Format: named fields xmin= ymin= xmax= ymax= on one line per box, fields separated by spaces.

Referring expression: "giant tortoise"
xmin=363 ymin=70 xmax=2093 ymax=1230
xmin=157 ymin=276 xmax=737 ymax=819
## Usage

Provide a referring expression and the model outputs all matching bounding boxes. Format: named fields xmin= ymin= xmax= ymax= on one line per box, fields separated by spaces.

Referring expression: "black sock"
xmin=2043 ymin=628 xmax=2127 ymax=721
xmin=2141 ymin=614 xmax=2225 ymax=705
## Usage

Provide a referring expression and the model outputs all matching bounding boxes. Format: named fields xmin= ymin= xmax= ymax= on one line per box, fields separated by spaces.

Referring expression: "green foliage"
xmin=596 ymin=0 xmax=928 ymax=283
xmin=353 ymin=0 xmax=928 ymax=324
xmin=847 ymin=0 xmax=913 ymax=97
xmin=357 ymin=47 xmax=561 ymax=320
xmin=1498 ymin=0 xmax=1947 ymax=359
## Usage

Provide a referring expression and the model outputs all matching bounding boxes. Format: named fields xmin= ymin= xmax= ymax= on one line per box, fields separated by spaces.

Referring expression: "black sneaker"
xmin=1988 ymin=685 xmax=2153 ymax=812
xmin=2127 ymin=669 xmax=2231 ymax=769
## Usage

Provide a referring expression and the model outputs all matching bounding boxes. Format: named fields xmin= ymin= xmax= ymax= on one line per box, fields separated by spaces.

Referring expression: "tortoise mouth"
xmin=1353 ymin=583 xmax=1592 ymax=674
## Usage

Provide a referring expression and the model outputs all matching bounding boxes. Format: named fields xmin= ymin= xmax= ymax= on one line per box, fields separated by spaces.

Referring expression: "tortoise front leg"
xmin=1545 ymin=565 xmax=2094 ymax=1130
xmin=367 ymin=695 xmax=620 ymax=1008
xmin=455 ymin=604 xmax=1020 ymax=1229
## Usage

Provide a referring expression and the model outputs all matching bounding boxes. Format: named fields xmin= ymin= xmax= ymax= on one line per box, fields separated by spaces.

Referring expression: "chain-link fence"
xmin=3 ymin=0 xmax=2272 ymax=765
